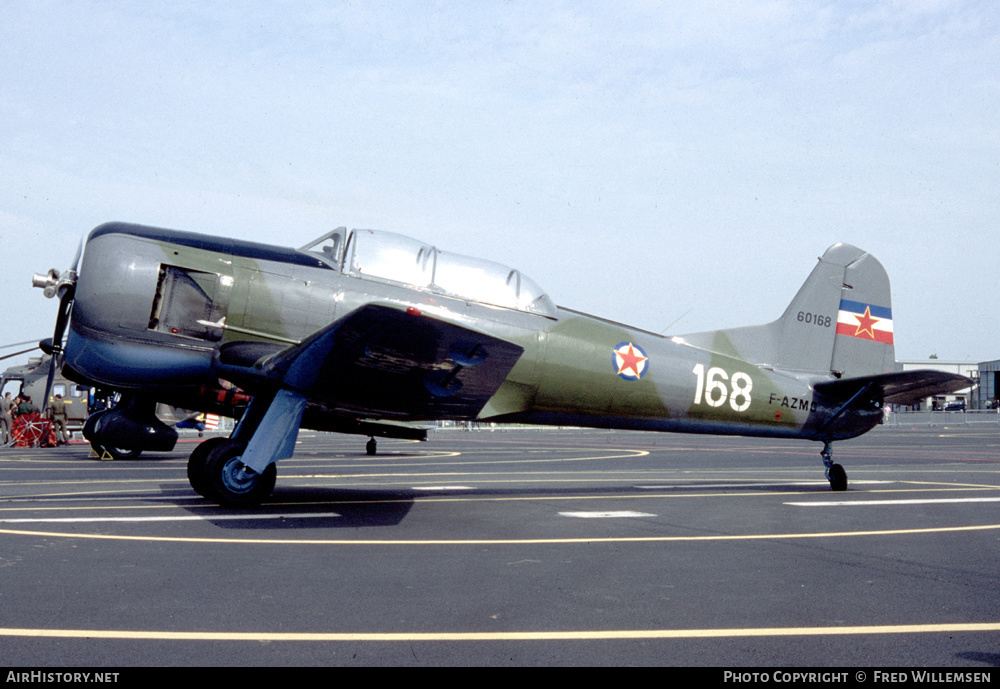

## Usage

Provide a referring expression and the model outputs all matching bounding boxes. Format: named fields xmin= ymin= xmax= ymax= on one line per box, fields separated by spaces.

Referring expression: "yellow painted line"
xmin=2 ymin=482 xmax=998 ymax=515
xmin=0 ymin=486 xmax=990 ymax=514
xmin=0 ymin=512 xmax=341 ymax=524
xmin=0 ymin=621 xmax=997 ymax=642
xmin=0 ymin=478 xmax=194 ymax=488
xmin=0 ymin=448 xmax=649 ymax=471
xmin=788 ymin=497 xmax=1000 ymax=507
xmin=0 ymin=450 xmax=466 ymax=470
xmin=266 ymin=448 xmax=651 ymax=469
xmin=900 ymin=479 xmax=1000 ymax=490
xmin=0 ymin=522 xmax=998 ymax=545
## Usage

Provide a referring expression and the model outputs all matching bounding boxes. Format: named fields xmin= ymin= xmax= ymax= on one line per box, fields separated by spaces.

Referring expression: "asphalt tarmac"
xmin=0 ymin=424 xmax=998 ymax=667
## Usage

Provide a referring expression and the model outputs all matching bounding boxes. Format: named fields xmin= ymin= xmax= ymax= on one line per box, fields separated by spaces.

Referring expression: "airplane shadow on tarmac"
xmin=175 ymin=487 xmax=415 ymax=530
xmin=172 ymin=480 xmax=836 ymax=531
xmin=955 ymin=652 xmax=1000 ymax=667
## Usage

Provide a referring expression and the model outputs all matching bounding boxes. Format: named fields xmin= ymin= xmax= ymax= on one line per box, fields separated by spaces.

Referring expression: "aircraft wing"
xmin=256 ymin=304 xmax=525 ymax=420
xmin=814 ymin=370 xmax=973 ymax=406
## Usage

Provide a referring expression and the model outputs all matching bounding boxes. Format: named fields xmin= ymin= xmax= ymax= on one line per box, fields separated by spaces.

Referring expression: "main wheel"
xmin=828 ymin=463 xmax=848 ymax=492
xmin=187 ymin=437 xmax=230 ymax=497
xmin=203 ymin=440 xmax=276 ymax=507
xmin=105 ymin=447 xmax=142 ymax=461
xmin=82 ymin=408 xmax=108 ymax=443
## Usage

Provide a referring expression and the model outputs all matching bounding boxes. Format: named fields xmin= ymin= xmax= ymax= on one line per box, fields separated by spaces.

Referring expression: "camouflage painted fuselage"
xmin=64 ymin=222 xmax=883 ymax=445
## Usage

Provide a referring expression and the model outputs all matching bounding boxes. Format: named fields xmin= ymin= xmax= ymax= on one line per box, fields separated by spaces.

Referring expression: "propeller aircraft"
xmin=32 ymin=222 xmax=971 ymax=506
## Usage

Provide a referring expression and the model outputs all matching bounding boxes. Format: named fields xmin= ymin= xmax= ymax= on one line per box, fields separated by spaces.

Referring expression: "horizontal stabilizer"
xmin=814 ymin=370 xmax=973 ymax=406
xmin=299 ymin=415 xmax=432 ymax=441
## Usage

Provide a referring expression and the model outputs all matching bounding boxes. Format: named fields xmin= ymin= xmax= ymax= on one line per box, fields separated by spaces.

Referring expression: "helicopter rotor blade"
xmin=0 ymin=346 xmax=40 ymax=363
xmin=1 ymin=339 xmax=46 ymax=351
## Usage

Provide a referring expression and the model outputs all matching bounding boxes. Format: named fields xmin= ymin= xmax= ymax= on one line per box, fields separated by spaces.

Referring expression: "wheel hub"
xmin=220 ymin=457 xmax=259 ymax=494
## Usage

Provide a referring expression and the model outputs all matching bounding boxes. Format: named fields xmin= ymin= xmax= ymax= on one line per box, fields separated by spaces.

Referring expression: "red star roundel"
xmin=612 ymin=342 xmax=649 ymax=380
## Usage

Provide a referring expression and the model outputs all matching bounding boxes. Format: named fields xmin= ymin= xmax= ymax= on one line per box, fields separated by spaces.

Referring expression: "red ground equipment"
xmin=11 ymin=412 xmax=55 ymax=448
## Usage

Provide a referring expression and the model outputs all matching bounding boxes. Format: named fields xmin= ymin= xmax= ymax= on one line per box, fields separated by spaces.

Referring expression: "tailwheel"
xmin=366 ymin=437 xmax=377 ymax=456
xmin=821 ymin=441 xmax=848 ymax=491
xmin=828 ymin=463 xmax=848 ymax=492
xmin=200 ymin=439 xmax=276 ymax=507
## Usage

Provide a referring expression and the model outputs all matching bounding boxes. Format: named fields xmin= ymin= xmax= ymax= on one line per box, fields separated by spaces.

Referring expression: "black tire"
xmin=105 ymin=447 xmax=142 ymax=461
xmin=187 ymin=437 xmax=230 ymax=497
xmin=203 ymin=440 xmax=276 ymax=507
xmin=82 ymin=409 xmax=108 ymax=443
xmin=829 ymin=463 xmax=848 ymax=491
xmin=366 ymin=437 xmax=377 ymax=456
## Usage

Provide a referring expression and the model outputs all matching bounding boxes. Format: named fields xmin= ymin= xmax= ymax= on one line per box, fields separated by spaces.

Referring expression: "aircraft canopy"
xmin=300 ymin=228 xmax=557 ymax=317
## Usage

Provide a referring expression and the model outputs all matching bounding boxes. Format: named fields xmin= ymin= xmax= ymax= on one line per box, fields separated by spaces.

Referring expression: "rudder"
xmin=829 ymin=249 xmax=896 ymax=378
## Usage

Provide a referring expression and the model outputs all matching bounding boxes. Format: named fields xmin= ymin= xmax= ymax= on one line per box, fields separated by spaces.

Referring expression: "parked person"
xmin=48 ymin=394 xmax=70 ymax=445
xmin=0 ymin=392 xmax=13 ymax=445
xmin=15 ymin=395 xmax=36 ymax=417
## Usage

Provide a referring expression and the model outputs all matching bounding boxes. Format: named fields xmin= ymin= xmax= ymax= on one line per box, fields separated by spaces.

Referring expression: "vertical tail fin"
xmin=677 ymin=243 xmax=896 ymax=378
xmin=776 ymin=243 xmax=896 ymax=377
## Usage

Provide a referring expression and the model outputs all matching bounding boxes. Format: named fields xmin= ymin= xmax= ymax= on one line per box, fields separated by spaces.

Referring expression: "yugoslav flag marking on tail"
xmin=836 ymin=299 xmax=893 ymax=344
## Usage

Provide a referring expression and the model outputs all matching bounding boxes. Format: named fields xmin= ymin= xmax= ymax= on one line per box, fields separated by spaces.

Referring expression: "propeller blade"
xmin=42 ymin=355 xmax=57 ymax=414
xmin=70 ymin=236 xmax=83 ymax=272
xmin=51 ymin=283 xmax=75 ymax=350
xmin=32 ymin=242 xmax=83 ymax=412
xmin=42 ymin=282 xmax=77 ymax=413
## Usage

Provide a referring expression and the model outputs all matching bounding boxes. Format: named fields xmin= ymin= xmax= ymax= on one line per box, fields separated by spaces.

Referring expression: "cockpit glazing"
xmin=300 ymin=228 xmax=556 ymax=317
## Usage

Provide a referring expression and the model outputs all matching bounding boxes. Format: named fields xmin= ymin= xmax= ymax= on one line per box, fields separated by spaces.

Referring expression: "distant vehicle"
xmin=1 ymin=353 xmax=235 ymax=457
xmin=943 ymin=400 xmax=966 ymax=412
xmin=1 ymin=355 xmax=90 ymax=428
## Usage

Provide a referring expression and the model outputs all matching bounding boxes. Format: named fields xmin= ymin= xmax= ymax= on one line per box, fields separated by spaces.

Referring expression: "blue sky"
xmin=2 ymin=1 xmax=998 ymax=369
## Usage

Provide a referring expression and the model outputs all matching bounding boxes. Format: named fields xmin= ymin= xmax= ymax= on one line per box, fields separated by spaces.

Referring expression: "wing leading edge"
xmin=259 ymin=303 xmax=526 ymax=421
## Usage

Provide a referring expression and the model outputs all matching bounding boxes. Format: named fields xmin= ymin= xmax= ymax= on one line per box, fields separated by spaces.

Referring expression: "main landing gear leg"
xmin=821 ymin=441 xmax=848 ymax=491
xmin=187 ymin=435 xmax=277 ymax=507
xmin=187 ymin=390 xmax=299 ymax=507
